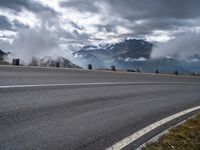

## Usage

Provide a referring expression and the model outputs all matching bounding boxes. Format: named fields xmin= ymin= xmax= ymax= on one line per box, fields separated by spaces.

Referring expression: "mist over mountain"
xmin=1 ymin=37 xmax=200 ymax=73
xmin=29 ymin=56 xmax=81 ymax=68
xmin=0 ymin=0 xmax=200 ymax=73
xmin=151 ymin=31 xmax=200 ymax=60
xmin=74 ymin=39 xmax=200 ymax=73
xmin=0 ymin=49 xmax=81 ymax=68
xmin=74 ymin=39 xmax=152 ymax=67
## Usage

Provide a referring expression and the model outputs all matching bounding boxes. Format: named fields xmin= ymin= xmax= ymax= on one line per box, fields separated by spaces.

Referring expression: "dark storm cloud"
xmin=59 ymin=0 xmax=200 ymax=60
xmin=106 ymin=0 xmax=200 ymax=35
xmin=1 ymin=0 xmax=200 ymax=63
xmin=0 ymin=15 xmax=29 ymax=31
xmin=60 ymin=0 xmax=99 ymax=13
xmin=70 ymin=21 xmax=84 ymax=30
xmin=60 ymin=0 xmax=200 ymax=36
xmin=95 ymin=24 xmax=118 ymax=33
xmin=12 ymin=20 xmax=29 ymax=29
xmin=106 ymin=0 xmax=200 ymax=20
xmin=0 ymin=0 xmax=75 ymax=64
xmin=59 ymin=0 xmax=200 ymax=19
xmin=0 ymin=0 xmax=58 ymax=16
xmin=0 ymin=15 xmax=13 ymax=30
xmin=0 ymin=0 xmax=59 ymax=34
xmin=0 ymin=0 xmax=59 ymax=36
xmin=0 ymin=0 xmax=30 ymax=12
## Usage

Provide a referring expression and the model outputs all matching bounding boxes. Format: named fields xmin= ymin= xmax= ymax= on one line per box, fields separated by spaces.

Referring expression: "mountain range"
xmin=1 ymin=39 xmax=200 ymax=74
xmin=74 ymin=39 xmax=152 ymax=68
xmin=74 ymin=39 xmax=200 ymax=74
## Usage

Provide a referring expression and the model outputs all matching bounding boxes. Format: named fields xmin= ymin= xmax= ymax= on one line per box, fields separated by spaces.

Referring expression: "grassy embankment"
xmin=143 ymin=113 xmax=200 ymax=150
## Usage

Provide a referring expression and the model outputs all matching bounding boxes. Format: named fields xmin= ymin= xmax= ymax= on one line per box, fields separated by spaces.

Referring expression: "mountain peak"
xmin=74 ymin=39 xmax=153 ymax=68
xmin=0 ymin=49 xmax=6 ymax=57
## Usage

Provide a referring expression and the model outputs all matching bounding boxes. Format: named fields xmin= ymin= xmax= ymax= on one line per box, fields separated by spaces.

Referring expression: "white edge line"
xmin=105 ymin=105 xmax=200 ymax=150
xmin=0 ymin=82 xmax=200 ymax=89
xmin=136 ymin=114 xmax=196 ymax=150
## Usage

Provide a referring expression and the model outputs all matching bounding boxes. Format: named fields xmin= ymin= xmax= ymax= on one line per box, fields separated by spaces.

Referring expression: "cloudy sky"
xmin=0 ymin=0 xmax=200 ymax=63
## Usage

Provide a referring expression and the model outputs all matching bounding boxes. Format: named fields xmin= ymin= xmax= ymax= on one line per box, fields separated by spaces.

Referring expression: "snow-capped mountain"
xmin=75 ymin=39 xmax=152 ymax=59
xmin=74 ymin=39 xmax=153 ymax=68
xmin=74 ymin=39 xmax=200 ymax=73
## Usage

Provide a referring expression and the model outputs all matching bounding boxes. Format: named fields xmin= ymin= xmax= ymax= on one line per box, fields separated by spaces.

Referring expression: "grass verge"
xmin=142 ymin=113 xmax=200 ymax=150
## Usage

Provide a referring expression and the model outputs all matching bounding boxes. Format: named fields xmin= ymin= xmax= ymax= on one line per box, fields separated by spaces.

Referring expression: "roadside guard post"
xmin=88 ymin=64 xmax=92 ymax=70
xmin=127 ymin=69 xmax=136 ymax=72
xmin=174 ymin=70 xmax=178 ymax=75
xmin=12 ymin=59 xmax=20 ymax=66
xmin=56 ymin=62 xmax=60 ymax=68
xmin=156 ymin=69 xmax=159 ymax=74
xmin=111 ymin=65 xmax=116 ymax=71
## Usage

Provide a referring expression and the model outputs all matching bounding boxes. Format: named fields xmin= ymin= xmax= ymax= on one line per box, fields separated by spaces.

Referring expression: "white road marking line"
xmin=0 ymin=82 xmax=200 ymax=89
xmin=105 ymin=105 xmax=200 ymax=150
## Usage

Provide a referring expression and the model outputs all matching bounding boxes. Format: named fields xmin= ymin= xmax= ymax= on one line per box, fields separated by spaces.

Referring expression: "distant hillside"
xmin=29 ymin=56 xmax=81 ymax=68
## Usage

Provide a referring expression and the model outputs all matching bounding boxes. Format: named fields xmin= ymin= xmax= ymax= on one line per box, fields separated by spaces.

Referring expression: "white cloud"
xmin=124 ymin=57 xmax=147 ymax=62
xmin=5 ymin=28 xmax=73 ymax=64
xmin=0 ymin=0 xmax=200 ymax=63
xmin=145 ymin=30 xmax=176 ymax=43
xmin=151 ymin=31 xmax=200 ymax=60
xmin=0 ymin=9 xmax=39 ymax=28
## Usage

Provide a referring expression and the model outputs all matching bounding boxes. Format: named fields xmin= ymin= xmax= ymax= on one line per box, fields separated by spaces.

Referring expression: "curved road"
xmin=0 ymin=66 xmax=200 ymax=150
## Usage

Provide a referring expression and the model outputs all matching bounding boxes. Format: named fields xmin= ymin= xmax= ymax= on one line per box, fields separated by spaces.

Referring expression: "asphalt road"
xmin=0 ymin=65 xmax=200 ymax=150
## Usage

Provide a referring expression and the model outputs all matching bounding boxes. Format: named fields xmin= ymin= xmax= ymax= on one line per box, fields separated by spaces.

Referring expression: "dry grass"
xmin=143 ymin=113 xmax=200 ymax=150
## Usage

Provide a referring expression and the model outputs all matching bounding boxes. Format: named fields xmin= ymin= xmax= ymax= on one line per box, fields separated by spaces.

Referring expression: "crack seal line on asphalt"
xmin=0 ymin=82 xmax=200 ymax=89
xmin=105 ymin=105 xmax=200 ymax=150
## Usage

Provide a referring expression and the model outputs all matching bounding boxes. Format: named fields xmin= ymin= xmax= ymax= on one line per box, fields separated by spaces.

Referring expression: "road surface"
xmin=0 ymin=65 xmax=200 ymax=150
